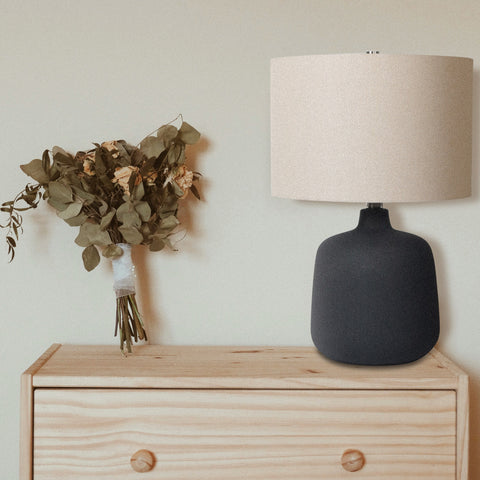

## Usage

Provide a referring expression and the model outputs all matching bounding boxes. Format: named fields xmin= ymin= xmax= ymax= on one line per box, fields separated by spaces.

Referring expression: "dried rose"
xmin=112 ymin=165 xmax=141 ymax=195
xmin=83 ymin=152 xmax=96 ymax=176
xmin=101 ymin=140 xmax=119 ymax=158
xmin=174 ymin=165 xmax=194 ymax=199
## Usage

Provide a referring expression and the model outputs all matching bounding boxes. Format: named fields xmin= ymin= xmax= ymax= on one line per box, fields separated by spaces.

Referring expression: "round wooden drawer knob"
xmin=130 ymin=449 xmax=155 ymax=473
xmin=341 ymin=449 xmax=365 ymax=472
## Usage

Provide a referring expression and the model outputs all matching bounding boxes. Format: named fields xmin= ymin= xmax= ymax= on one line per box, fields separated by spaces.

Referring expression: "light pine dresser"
xmin=20 ymin=344 xmax=469 ymax=479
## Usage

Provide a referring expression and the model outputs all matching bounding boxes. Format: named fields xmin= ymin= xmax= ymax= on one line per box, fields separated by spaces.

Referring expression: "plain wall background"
xmin=1 ymin=0 xmax=479 ymax=476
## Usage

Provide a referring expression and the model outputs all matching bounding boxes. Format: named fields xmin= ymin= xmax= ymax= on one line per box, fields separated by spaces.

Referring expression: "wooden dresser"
xmin=20 ymin=344 xmax=469 ymax=479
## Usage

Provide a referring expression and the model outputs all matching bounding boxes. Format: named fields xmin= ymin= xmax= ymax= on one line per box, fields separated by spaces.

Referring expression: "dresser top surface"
xmin=25 ymin=344 xmax=465 ymax=389
xmin=25 ymin=344 xmax=466 ymax=389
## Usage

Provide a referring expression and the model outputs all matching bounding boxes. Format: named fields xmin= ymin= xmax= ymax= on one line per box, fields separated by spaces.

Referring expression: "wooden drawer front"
xmin=34 ymin=389 xmax=456 ymax=479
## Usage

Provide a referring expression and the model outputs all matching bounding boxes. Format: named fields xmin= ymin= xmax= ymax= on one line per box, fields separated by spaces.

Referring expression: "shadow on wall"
xmin=175 ymin=135 xmax=210 ymax=249
xmin=131 ymin=136 xmax=210 ymax=343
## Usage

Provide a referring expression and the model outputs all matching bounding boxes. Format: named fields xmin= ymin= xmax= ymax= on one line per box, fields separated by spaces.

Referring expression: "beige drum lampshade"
xmin=271 ymin=53 xmax=473 ymax=203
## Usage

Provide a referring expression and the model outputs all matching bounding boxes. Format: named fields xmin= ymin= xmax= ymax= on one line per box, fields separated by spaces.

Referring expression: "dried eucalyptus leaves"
xmin=1 ymin=119 xmax=201 ymax=352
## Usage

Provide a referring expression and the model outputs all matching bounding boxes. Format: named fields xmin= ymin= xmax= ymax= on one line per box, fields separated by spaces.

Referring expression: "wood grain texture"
xmin=32 ymin=345 xmax=463 ymax=389
xmin=33 ymin=388 xmax=456 ymax=479
xmin=430 ymin=349 xmax=470 ymax=480
xmin=19 ymin=343 xmax=61 ymax=480
xmin=456 ymin=375 xmax=469 ymax=480
xmin=23 ymin=346 xmax=469 ymax=479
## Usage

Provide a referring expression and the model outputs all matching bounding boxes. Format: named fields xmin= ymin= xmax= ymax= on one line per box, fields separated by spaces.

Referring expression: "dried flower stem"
xmin=115 ymin=294 xmax=147 ymax=353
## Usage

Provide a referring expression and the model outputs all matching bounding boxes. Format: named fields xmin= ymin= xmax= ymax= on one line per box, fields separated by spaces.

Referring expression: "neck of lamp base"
xmin=356 ymin=205 xmax=392 ymax=231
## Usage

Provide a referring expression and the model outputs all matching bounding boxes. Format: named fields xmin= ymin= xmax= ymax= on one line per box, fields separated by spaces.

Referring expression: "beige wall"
xmin=1 ymin=0 xmax=479 ymax=477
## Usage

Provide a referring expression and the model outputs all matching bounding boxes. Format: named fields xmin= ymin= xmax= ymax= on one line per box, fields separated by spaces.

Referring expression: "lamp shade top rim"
xmin=271 ymin=52 xmax=473 ymax=62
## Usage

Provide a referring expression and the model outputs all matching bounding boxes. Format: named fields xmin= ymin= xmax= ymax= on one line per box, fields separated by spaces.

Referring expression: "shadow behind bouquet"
xmin=1 ymin=120 xmax=201 ymax=352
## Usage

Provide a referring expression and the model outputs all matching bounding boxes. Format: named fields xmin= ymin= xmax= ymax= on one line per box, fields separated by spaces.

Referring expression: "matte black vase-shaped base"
xmin=311 ymin=207 xmax=439 ymax=366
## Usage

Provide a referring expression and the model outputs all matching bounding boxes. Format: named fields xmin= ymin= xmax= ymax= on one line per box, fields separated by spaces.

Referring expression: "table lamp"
xmin=271 ymin=53 xmax=473 ymax=365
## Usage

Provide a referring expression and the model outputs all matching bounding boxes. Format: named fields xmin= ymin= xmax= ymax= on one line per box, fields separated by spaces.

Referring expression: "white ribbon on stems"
xmin=111 ymin=243 xmax=136 ymax=298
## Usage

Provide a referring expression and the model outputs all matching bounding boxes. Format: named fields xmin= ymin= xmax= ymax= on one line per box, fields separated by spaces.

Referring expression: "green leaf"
xmin=139 ymin=157 xmax=155 ymax=177
xmin=74 ymin=225 xmax=91 ymax=247
xmin=149 ymin=235 xmax=165 ymax=252
xmin=94 ymin=149 xmax=106 ymax=175
xmin=130 ymin=147 xmax=145 ymax=167
xmin=41 ymin=149 xmax=51 ymax=174
xmin=135 ymin=201 xmax=151 ymax=222
xmin=98 ymin=198 xmax=109 ymax=216
xmin=48 ymin=181 xmax=73 ymax=203
xmin=64 ymin=212 xmax=88 ymax=227
xmin=158 ymin=196 xmax=178 ymax=217
xmin=102 ymin=244 xmax=124 ymax=258
xmin=71 ymin=185 xmax=96 ymax=202
xmin=178 ymin=122 xmax=200 ymax=144
xmin=82 ymin=245 xmax=100 ymax=271
xmin=47 ymin=197 xmax=69 ymax=212
xmin=139 ymin=222 xmax=152 ymax=237
xmin=52 ymin=146 xmax=74 ymax=165
xmin=139 ymin=136 xmax=165 ymax=159
xmin=157 ymin=214 xmax=179 ymax=233
xmin=99 ymin=209 xmax=116 ymax=230
xmin=20 ymin=159 xmax=49 ymax=184
xmin=157 ymin=125 xmax=178 ymax=146
xmin=52 ymin=146 xmax=70 ymax=159
xmin=48 ymin=163 xmax=60 ymax=180
xmin=64 ymin=172 xmax=82 ymax=188
xmin=114 ymin=142 xmax=130 ymax=162
xmin=120 ymin=211 xmax=141 ymax=228
xmin=131 ymin=181 xmax=145 ymax=201
xmin=57 ymin=202 xmax=83 ymax=220
xmin=118 ymin=225 xmax=143 ymax=244
xmin=167 ymin=143 xmax=184 ymax=165
xmin=75 ymin=222 xmax=112 ymax=247
xmin=116 ymin=201 xmax=135 ymax=224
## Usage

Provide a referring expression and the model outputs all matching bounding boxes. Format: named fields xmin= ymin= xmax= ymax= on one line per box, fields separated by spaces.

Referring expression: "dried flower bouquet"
xmin=1 ymin=119 xmax=201 ymax=352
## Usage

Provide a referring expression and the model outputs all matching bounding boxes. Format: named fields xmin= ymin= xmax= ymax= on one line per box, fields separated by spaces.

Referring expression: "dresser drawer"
xmin=33 ymin=388 xmax=456 ymax=479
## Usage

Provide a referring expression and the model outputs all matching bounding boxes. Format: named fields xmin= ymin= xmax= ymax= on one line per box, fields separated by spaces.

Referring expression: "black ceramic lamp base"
xmin=311 ymin=206 xmax=439 ymax=366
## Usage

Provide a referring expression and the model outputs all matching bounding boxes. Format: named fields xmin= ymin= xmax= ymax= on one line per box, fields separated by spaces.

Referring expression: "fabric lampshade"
xmin=271 ymin=53 xmax=473 ymax=203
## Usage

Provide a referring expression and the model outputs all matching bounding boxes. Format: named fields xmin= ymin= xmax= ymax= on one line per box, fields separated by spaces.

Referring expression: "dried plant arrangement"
xmin=1 ymin=118 xmax=201 ymax=352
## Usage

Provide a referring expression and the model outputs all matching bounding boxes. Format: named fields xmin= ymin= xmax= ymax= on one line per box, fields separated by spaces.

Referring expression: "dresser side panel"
xmin=20 ymin=344 xmax=61 ymax=480
xmin=456 ymin=375 xmax=469 ymax=480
